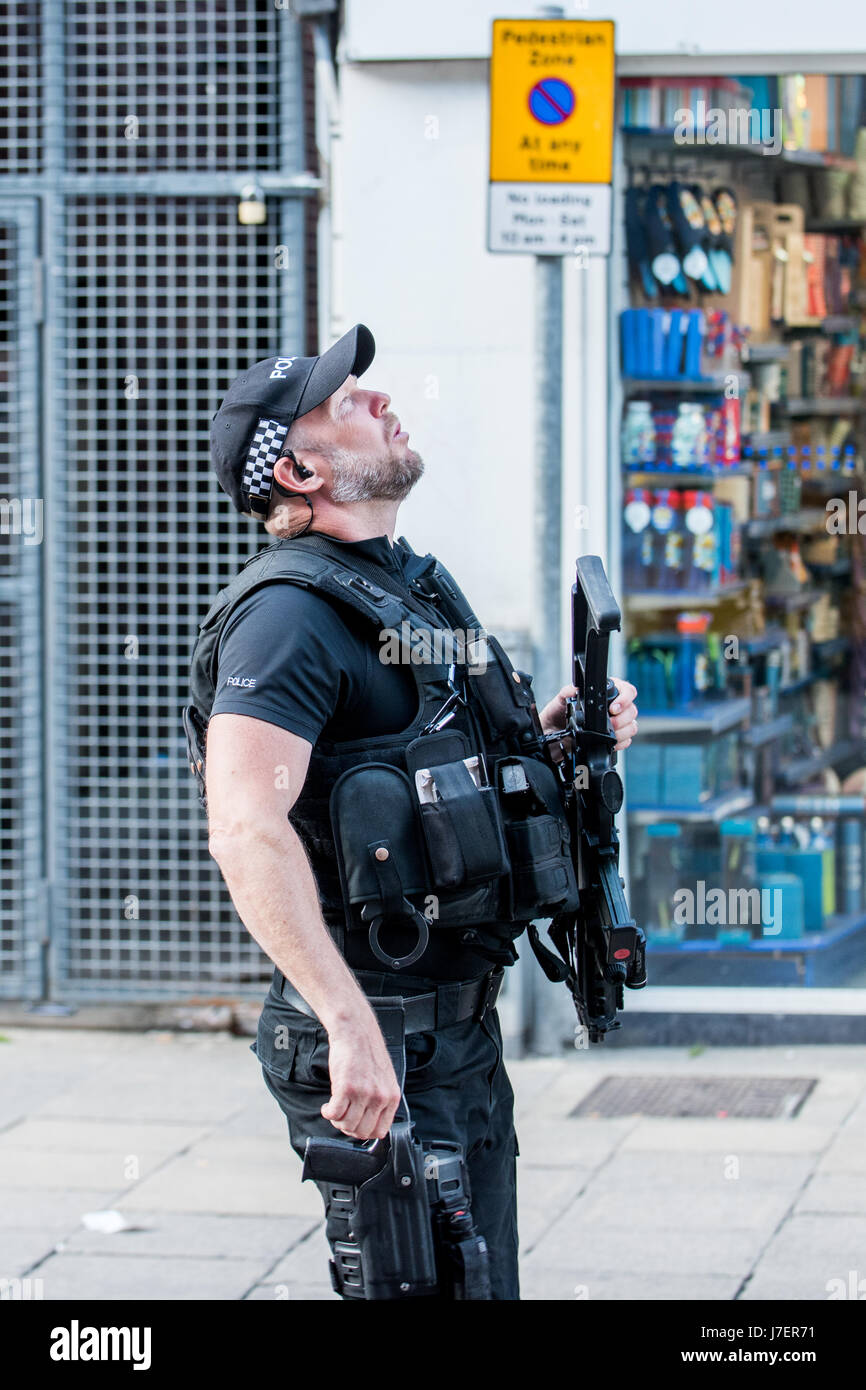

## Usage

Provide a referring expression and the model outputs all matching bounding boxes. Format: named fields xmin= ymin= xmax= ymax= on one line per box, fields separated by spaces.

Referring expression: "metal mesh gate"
xmin=0 ymin=200 xmax=43 ymax=999
xmin=0 ymin=0 xmax=313 ymax=1000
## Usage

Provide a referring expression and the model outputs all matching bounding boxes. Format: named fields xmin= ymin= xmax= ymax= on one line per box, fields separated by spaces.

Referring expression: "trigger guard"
xmin=365 ymin=910 xmax=430 ymax=970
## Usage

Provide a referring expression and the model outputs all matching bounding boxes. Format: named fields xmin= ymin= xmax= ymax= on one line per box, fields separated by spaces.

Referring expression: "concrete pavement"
xmin=1 ymin=1026 xmax=865 ymax=1301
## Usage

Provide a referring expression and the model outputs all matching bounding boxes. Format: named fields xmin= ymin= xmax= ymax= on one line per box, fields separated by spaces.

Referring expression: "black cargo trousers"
xmin=251 ymin=965 xmax=520 ymax=1300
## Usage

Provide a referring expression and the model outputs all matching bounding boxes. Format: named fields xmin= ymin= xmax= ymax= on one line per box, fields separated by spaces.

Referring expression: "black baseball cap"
xmin=210 ymin=323 xmax=376 ymax=520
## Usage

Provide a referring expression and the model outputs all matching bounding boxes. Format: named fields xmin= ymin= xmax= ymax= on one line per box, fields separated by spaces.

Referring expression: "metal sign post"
xmin=488 ymin=13 xmax=615 ymax=1049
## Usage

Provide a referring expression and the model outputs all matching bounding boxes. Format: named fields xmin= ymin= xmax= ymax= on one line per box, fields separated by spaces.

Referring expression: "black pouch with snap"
xmin=330 ymin=762 xmax=434 ymax=969
xmin=496 ymin=755 xmax=580 ymax=920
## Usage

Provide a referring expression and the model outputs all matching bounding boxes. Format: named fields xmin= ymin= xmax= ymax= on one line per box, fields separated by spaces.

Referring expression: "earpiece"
xmin=294 ymin=461 xmax=314 ymax=480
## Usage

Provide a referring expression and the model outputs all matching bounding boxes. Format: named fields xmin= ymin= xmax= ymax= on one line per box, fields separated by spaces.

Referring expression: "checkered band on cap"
xmin=241 ymin=417 xmax=289 ymax=516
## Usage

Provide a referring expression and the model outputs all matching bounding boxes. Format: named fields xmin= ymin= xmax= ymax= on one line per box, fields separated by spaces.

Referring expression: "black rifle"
xmin=529 ymin=555 xmax=647 ymax=1042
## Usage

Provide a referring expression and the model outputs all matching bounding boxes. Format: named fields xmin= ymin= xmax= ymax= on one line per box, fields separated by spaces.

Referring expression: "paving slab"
xmin=750 ymin=1212 xmax=866 ymax=1280
xmin=520 ymin=1266 xmax=743 ymax=1301
xmin=59 ymin=1211 xmax=318 ymax=1262
xmin=32 ymin=1252 xmax=267 ymax=1301
xmin=0 ymin=1148 xmax=169 ymax=1191
xmin=268 ymin=1228 xmax=334 ymax=1286
xmin=0 ymin=1118 xmax=209 ymax=1155
xmin=0 ymin=1189 xmax=118 ymax=1230
xmin=793 ymin=1173 xmax=866 ymax=1215
xmin=815 ymin=1136 xmax=866 ymax=1173
xmin=619 ymin=1118 xmax=833 ymax=1154
xmin=115 ymin=1155 xmax=323 ymax=1218
xmin=525 ymin=1217 xmax=761 ymax=1277
xmin=245 ymin=1282 xmax=338 ymax=1301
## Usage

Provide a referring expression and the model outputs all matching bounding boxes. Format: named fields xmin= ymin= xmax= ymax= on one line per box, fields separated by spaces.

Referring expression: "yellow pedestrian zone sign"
xmin=488 ymin=18 xmax=615 ymax=255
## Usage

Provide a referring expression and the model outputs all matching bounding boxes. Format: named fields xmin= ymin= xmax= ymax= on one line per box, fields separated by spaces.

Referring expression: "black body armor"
xmin=183 ymin=533 xmax=579 ymax=971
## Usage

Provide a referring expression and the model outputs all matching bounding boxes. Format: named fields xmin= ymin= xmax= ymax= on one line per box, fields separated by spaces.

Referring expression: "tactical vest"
xmin=183 ymin=533 xmax=579 ymax=970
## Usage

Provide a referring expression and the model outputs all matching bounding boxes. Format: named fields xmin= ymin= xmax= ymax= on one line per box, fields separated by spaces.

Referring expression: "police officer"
xmin=202 ymin=325 xmax=638 ymax=1300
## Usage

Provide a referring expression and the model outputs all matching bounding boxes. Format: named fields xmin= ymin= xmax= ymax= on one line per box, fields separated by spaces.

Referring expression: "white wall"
xmin=343 ymin=0 xmax=866 ymax=65
xmin=337 ymin=60 xmax=540 ymax=638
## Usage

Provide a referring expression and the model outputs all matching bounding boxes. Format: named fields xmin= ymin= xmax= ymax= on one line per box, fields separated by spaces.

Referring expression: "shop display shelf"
xmin=744 ymin=713 xmax=796 ymax=747
xmin=779 ymin=397 xmax=866 ymax=416
xmin=763 ymin=588 xmax=823 ymax=610
xmin=805 ymin=558 xmax=851 ymax=579
xmin=740 ymin=628 xmax=788 ymax=655
xmin=744 ymin=508 xmax=826 ymax=538
xmin=778 ymin=671 xmax=823 ymax=696
xmin=623 ymin=464 xmax=754 ymax=483
xmin=745 ymin=430 xmax=791 ymax=453
xmin=623 ymin=374 xmax=750 ymax=395
xmin=625 ymin=581 xmax=748 ymax=611
xmin=784 ymin=315 xmax=860 ymax=335
xmin=741 ymin=342 xmax=790 ymax=363
xmin=811 ymin=636 xmax=850 ymax=661
xmin=627 ymin=788 xmax=755 ymax=826
xmin=778 ymin=738 xmax=864 ymax=787
xmin=637 ymin=696 xmax=751 ymax=737
xmin=622 ymin=128 xmax=858 ymax=171
xmin=644 ymin=912 xmax=866 ymax=988
xmin=804 ymin=220 xmax=866 ymax=236
xmin=800 ymin=471 xmax=863 ymax=492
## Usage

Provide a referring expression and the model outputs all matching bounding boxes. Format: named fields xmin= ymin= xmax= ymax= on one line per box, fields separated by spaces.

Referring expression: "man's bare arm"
xmin=205 ymin=712 xmax=401 ymax=1140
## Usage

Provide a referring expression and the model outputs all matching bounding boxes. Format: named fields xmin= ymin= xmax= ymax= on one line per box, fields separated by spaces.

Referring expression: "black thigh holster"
xmin=301 ymin=1000 xmax=491 ymax=1301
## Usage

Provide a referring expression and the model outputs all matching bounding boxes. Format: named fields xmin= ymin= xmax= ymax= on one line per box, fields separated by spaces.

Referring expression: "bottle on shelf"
xmin=675 ymin=610 xmax=713 ymax=704
xmin=652 ymin=488 xmax=685 ymax=591
xmin=800 ymin=445 xmax=812 ymax=479
xmin=622 ymin=400 xmax=656 ymax=468
xmin=815 ymin=445 xmax=827 ymax=474
xmin=843 ymin=443 xmax=858 ymax=476
xmin=682 ymin=490 xmax=717 ymax=591
xmin=623 ymin=488 xmax=655 ymax=590
xmin=755 ymin=815 xmax=776 ymax=850
xmin=830 ymin=445 xmax=842 ymax=474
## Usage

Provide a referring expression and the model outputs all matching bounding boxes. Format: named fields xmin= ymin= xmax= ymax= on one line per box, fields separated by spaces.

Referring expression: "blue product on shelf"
xmin=682 ymin=489 xmax=716 ymax=588
xmin=808 ymin=818 xmax=837 ymax=919
xmin=756 ymin=844 xmax=834 ymax=932
xmin=646 ymin=822 xmax=685 ymax=940
xmin=623 ymin=488 xmax=655 ymax=588
xmin=674 ymin=611 xmax=712 ymax=705
xmin=649 ymin=309 xmax=666 ymax=376
xmin=683 ymin=310 xmax=706 ymax=378
xmin=621 ymin=309 xmax=639 ymax=376
xmin=663 ymin=309 xmax=687 ymax=377
xmin=840 ymin=817 xmax=863 ymax=915
xmin=751 ymin=872 xmax=804 ymax=941
xmin=622 ymin=403 xmax=655 ymax=466
xmin=625 ymin=741 xmax=663 ymax=804
xmin=661 ymin=742 xmax=714 ymax=806
xmin=652 ymin=489 xmax=685 ymax=590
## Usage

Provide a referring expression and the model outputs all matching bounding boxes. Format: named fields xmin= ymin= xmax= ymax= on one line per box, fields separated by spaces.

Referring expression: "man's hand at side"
xmin=206 ymin=712 xmax=401 ymax=1140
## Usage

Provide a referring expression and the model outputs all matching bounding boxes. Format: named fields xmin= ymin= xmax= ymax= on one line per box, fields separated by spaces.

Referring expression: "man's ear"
xmin=273 ymin=451 xmax=323 ymax=493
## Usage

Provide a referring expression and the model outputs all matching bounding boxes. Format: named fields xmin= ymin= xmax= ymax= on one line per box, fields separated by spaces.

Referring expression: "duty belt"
xmin=276 ymin=965 xmax=505 ymax=1032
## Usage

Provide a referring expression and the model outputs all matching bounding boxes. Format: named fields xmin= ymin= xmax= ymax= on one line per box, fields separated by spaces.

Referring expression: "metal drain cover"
xmin=570 ymin=1075 xmax=816 ymax=1120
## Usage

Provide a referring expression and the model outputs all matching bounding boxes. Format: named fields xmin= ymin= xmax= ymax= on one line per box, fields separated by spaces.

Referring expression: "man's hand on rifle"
xmin=538 ymin=677 xmax=639 ymax=758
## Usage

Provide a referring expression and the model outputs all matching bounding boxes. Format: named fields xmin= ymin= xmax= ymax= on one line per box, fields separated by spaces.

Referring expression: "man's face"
xmin=291 ymin=375 xmax=424 ymax=502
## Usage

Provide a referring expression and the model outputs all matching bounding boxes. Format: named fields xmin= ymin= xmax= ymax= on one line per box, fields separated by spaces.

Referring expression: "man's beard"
xmin=328 ymin=443 xmax=425 ymax=503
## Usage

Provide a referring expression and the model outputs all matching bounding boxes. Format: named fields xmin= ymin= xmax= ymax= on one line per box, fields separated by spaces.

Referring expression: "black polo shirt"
xmin=211 ymin=532 xmax=501 ymax=981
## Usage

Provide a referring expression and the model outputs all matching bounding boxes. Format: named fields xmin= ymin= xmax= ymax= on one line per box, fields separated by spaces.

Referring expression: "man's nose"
xmin=368 ymin=390 xmax=390 ymax=416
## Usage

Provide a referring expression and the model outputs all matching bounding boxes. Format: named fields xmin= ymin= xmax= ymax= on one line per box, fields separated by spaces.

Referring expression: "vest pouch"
xmin=496 ymin=755 xmax=580 ymax=921
xmin=405 ymin=730 xmax=510 ymax=892
xmin=417 ymin=769 xmax=510 ymax=889
xmin=468 ymin=634 xmax=542 ymax=745
xmin=330 ymin=763 xmax=433 ymax=969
